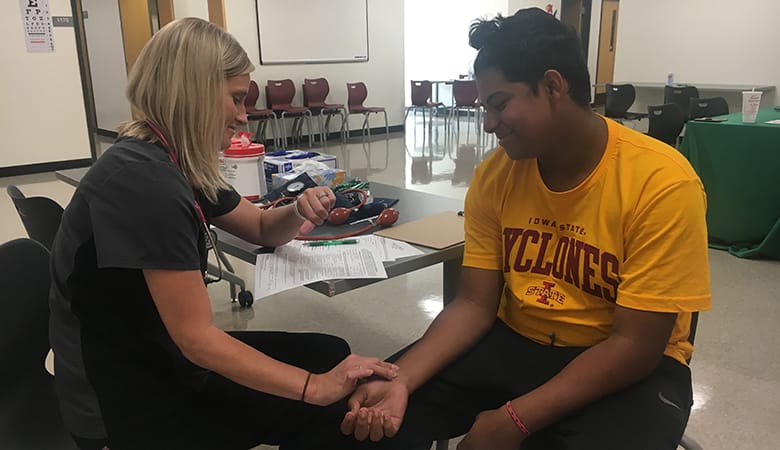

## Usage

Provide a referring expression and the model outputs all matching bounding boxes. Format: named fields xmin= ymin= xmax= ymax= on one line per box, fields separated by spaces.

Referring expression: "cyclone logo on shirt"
xmin=526 ymin=281 xmax=566 ymax=307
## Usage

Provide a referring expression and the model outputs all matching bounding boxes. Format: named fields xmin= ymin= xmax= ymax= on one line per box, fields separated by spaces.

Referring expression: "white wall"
xmin=404 ymin=0 xmax=509 ymax=106
xmin=224 ymin=0 xmax=405 ymax=134
xmin=83 ymin=0 xmax=131 ymax=131
xmin=614 ymin=0 xmax=779 ymax=109
xmin=504 ymin=1 xmax=601 ymax=101
xmin=0 ymin=0 xmax=91 ymax=168
xmin=173 ymin=0 xmax=209 ymax=20
xmin=508 ymin=0 xmax=561 ymax=15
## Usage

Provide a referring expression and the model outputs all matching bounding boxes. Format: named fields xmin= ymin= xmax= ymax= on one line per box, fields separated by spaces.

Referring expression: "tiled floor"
xmin=2 ymin=116 xmax=778 ymax=449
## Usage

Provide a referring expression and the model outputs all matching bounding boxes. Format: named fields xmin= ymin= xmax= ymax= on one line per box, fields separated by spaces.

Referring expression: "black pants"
xmin=74 ymin=331 xmax=350 ymax=450
xmin=319 ymin=320 xmax=693 ymax=450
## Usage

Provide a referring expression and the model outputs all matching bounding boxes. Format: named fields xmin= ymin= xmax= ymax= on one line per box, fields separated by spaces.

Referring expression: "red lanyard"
xmin=144 ymin=120 xmax=208 ymax=225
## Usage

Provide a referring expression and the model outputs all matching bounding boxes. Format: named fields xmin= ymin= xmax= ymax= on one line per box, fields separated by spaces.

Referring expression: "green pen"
xmin=305 ymin=239 xmax=359 ymax=247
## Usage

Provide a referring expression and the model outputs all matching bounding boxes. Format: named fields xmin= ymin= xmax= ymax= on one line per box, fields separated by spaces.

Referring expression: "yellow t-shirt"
xmin=463 ymin=117 xmax=712 ymax=365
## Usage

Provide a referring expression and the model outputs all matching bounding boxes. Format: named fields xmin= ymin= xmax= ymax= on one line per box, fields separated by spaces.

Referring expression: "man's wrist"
xmin=504 ymin=400 xmax=532 ymax=437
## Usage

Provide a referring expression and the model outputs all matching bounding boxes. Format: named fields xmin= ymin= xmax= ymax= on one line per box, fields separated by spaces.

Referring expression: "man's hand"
xmin=341 ymin=379 xmax=409 ymax=442
xmin=457 ymin=407 xmax=527 ymax=450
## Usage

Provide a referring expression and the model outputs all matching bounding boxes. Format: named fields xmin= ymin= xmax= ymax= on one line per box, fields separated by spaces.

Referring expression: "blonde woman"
xmin=49 ymin=18 xmax=396 ymax=450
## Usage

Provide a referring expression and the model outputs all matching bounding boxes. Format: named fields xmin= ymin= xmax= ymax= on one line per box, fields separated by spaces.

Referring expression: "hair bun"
xmin=469 ymin=15 xmax=504 ymax=50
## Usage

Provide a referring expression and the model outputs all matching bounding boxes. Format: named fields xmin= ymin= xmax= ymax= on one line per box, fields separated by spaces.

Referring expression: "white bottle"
xmin=666 ymin=72 xmax=675 ymax=87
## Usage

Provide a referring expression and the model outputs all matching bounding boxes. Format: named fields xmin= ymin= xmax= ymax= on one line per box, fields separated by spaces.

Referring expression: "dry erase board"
xmin=255 ymin=0 xmax=369 ymax=65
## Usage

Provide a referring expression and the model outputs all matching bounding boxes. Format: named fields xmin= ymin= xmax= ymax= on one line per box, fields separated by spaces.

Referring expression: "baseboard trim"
xmin=0 ymin=158 xmax=93 ymax=178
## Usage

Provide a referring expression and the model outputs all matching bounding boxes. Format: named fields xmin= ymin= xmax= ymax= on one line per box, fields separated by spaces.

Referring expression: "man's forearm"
xmin=510 ymin=333 xmax=667 ymax=433
xmin=396 ymin=297 xmax=497 ymax=392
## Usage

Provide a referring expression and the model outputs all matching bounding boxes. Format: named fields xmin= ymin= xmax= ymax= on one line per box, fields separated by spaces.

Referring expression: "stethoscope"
xmin=258 ymin=188 xmax=400 ymax=241
xmin=145 ymin=120 xmax=223 ymax=284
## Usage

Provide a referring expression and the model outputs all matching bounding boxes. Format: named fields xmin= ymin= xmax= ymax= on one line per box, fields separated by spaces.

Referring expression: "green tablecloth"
xmin=679 ymin=108 xmax=780 ymax=259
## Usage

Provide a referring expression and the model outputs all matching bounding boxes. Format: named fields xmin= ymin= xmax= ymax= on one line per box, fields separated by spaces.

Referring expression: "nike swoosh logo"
xmin=658 ymin=391 xmax=682 ymax=410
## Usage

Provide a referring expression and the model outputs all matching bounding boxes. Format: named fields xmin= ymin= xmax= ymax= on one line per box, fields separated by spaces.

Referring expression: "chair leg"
xmin=338 ymin=109 xmax=347 ymax=143
xmin=307 ymin=112 xmax=314 ymax=148
xmin=382 ymin=110 xmax=389 ymax=137
xmin=361 ymin=113 xmax=371 ymax=139
xmin=271 ymin=116 xmax=281 ymax=149
xmin=257 ymin=120 xmax=264 ymax=144
xmin=255 ymin=119 xmax=268 ymax=143
xmin=280 ymin=112 xmax=289 ymax=148
xmin=426 ymin=107 xmax=433 ymax=141
xmin=323 ymin=114 xmax=332 ymax=145
xmin=466 ymin=109 xmax=472 ymax=144
xmin=679 ymin=432 xmax=704 ymax=450
xmin=292 ymin=117 xmax=302 ymax=144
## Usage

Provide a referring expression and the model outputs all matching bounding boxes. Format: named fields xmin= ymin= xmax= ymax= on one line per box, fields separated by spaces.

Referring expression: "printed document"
xmin=253 ymin=236 xmax=423 ymax=299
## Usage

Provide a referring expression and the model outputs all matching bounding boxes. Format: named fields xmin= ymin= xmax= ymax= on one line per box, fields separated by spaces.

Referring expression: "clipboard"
xmin=374 ymin=211 xmax=464 ymax=249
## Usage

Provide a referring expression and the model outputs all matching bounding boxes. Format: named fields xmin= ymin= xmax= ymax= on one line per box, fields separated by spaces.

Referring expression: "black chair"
xmin=664 ymin=85 xmax=699 ymax=120
xmin=647 ymin=103 xmax=686 ymax=147
xmin=7 ymin=185 xmax=64 ymax=250
xmin=689 ymin=97 xmax=729 ymax=119
xmin=7 ymin=185 xmax=254 ymax=307
xmin=679 ymin=311 xmax=704 ymax=450
xmin=605 ymin=83 xmax=648 ymax=122
xmin=0 ymin=238 xmax=78 ymax=449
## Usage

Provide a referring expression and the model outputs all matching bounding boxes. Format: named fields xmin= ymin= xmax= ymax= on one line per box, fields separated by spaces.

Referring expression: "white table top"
xmin=596 ymin=82 xmax=775 ymax=92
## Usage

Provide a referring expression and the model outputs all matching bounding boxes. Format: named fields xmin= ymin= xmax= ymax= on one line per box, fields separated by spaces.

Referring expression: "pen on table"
xmin=305 ymin=239 xmax=359 ymax=247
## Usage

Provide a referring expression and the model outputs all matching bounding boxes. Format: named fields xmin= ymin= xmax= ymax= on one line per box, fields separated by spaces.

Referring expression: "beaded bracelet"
xmin=505 ymin=401 xmax=531 ymax=437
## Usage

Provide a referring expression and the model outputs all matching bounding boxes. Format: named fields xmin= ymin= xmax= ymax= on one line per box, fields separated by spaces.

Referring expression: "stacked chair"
xmin=404 ymin=80 xmax=445 ymax=135
xmin=689 ymin=97 xmax=729 ymax=119
xmin=266 ymin=79 xmax=314 ymax=147
xmin=664 ymin=85 xmax=700 ymax=120
xmin=245 ymin=80 xmax=281 ymax=148
xmin=302 ymin=77 xmax=347 ymax=144
xmin=345 ymin=81 xmax=389 ymax=139
xmin=604 ymin=83 xmax=648 ymax=122
xmin=647 ymin=103 xmax=686 ymax=147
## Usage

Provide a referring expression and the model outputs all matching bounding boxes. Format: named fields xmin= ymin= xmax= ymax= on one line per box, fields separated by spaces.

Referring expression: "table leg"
xmin=443 ymin=257 xmax=462 ymax=305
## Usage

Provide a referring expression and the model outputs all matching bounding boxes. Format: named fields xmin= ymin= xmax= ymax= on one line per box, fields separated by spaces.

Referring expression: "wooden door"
xmin=560 ymin=0 xmax=591 ymax=60
xmin=117 ymin=0 xmax=153 ymax=72
xmin=595 ymin=0 xmax=619 ymax=95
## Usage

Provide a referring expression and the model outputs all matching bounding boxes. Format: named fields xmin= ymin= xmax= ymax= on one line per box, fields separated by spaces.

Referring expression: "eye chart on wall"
xmin=19 ymin=0 xmax=54 ymax=53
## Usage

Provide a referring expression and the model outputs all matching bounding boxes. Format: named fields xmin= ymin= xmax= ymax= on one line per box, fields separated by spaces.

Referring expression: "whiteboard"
xmin=255 ymin=0 xmax=369 ymax=64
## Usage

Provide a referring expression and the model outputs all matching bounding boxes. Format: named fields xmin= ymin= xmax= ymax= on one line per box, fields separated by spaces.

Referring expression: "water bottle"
xmin=666 ymin=72 xmax=675 ymax=87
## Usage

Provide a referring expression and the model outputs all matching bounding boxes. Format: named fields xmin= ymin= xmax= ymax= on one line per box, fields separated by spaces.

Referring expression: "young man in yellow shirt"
xmin=339 ymin=7 xmax=711 ymax=450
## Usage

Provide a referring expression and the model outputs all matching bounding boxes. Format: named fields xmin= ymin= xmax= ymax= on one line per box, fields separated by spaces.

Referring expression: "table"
xmin=595 ymin=82 xmax=776 ymax=92
xmin=56 ymin=168 xmax=465 ymax=300
xmin=594 ymin=82 xmax=777 ymax=114
xmin=430 ymin=80 xmax=454 ymax=106
xmin=678 ymin=108 xmax=780 ymax=259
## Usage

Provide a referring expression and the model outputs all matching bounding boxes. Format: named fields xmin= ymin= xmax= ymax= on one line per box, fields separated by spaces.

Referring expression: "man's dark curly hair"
xmin=469 ymin=8 xmax=591 ymax=108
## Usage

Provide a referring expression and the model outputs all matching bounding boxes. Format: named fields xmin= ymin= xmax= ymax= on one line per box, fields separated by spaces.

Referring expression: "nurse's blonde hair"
xmin=118 ymin=17 xmax=254 ymax=202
